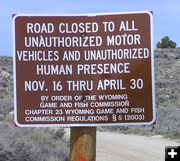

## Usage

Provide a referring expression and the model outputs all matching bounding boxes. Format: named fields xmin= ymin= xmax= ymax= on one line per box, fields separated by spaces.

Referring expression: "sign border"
xmin=13 ymin=11 xmax=155 ymax=127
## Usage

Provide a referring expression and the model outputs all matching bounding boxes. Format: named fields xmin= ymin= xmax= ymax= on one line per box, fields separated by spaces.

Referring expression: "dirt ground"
xmin=96 ymin=131 xmax=179 ymax=161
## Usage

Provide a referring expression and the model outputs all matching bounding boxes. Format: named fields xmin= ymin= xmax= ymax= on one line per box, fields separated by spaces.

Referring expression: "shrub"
xmin=0 ymin=123 xmax=69 ymax=161
xmin=157 ymin=36 xmax=176 ymax=48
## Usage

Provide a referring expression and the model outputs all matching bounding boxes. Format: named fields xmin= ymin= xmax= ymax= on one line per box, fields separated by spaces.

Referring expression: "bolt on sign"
xmin=13 ymin=11 xmax=155 ymax=127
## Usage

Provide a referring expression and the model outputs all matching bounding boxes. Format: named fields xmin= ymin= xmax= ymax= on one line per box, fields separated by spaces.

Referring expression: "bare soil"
xmin=96 ymin=131 xmax=179 ymax=161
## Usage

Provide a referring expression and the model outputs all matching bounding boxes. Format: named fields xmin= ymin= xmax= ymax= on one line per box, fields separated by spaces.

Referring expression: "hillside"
xmin=153 ymin=49 xmax=180 ymax=137
xmin=0 ymin=49 xmax=180 ymax=137
xmin=0 ymin=49 xmax=180 ymax=160
xmin=0 ymin=56 xmax=13 ymax=117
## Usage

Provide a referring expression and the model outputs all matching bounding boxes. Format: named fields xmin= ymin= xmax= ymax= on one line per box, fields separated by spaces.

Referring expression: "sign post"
xmin=13 ymin=11 xmax=154 ymax=161
xmin=70 ymin=127 xmax=96 ymax=161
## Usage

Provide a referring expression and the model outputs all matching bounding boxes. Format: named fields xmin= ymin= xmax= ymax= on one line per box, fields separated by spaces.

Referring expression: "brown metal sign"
xmin=13 ymin=11 xmax=155 ymax=127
